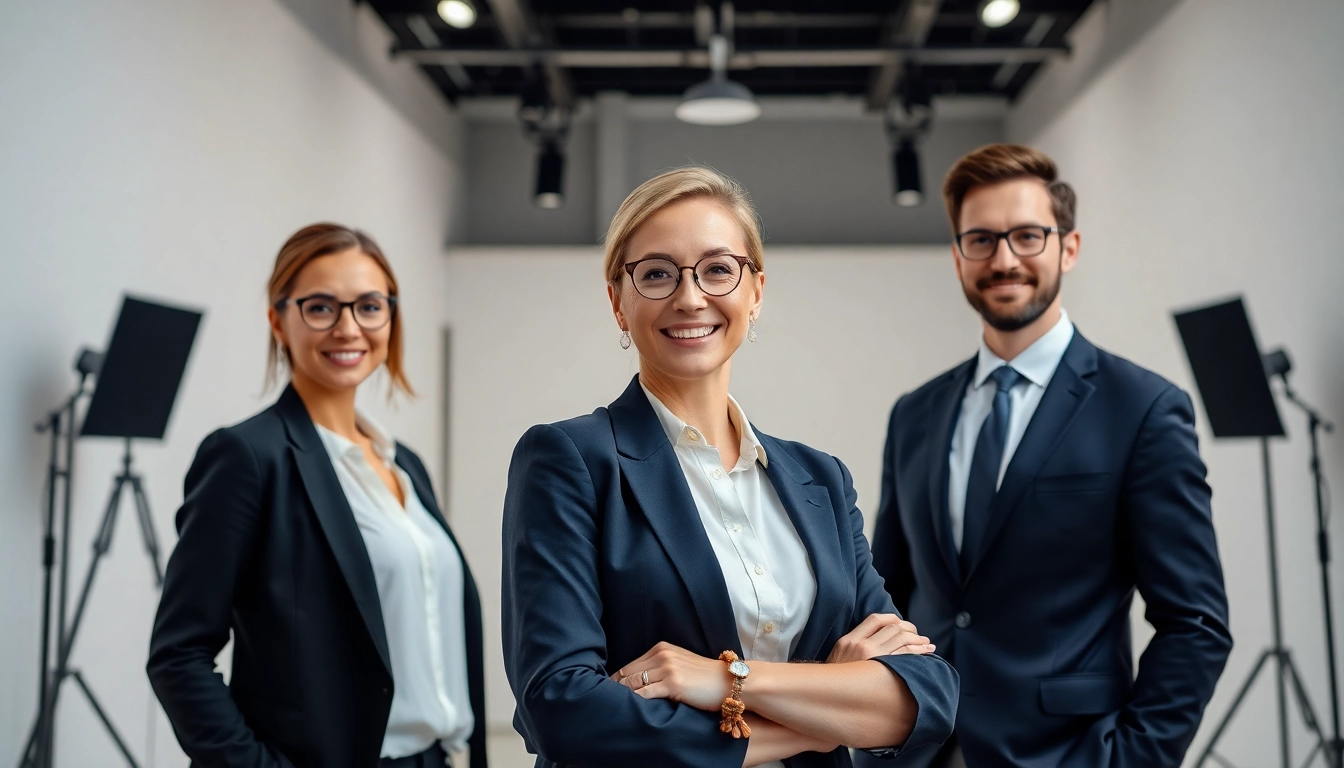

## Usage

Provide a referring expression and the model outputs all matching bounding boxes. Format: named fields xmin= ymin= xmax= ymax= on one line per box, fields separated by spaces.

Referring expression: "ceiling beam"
xmin=866 ymin=0 xmax=945 ymax=111
xmin=552 ymin=12 xmax=887 ymax=30
xmin=991 ymin=13 xmax=1058 ymax=90
xmin=395 ymin=45 xmax=1068 ymax=69
xmin=482 ymin=0 xmax=573 ymax=109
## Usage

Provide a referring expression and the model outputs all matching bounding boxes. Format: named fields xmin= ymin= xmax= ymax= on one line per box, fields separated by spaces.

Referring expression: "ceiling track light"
xmin=437 ymin=0 xmax=477 ymax=30
xmin=675 ymin=10 xmax=761 ymax=127
xmin=534 ymin=140 xmax=565 ymax=209
xmin=517 ymin=63 xmax=569 ymax=210
xmin=885 ymin=82 xmax=931 ymax=208
xmin=892 ymin=138 xmax=924 ymax=207
xmin=978 ymin=0 xmax=1020 ymax=28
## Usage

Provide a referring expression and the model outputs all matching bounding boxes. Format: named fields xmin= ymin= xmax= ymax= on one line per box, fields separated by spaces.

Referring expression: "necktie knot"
xmin=990 ymin=365 xmax=1022 ymax=394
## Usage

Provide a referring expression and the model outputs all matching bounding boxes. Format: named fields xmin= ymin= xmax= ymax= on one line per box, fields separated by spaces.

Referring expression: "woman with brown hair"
xmin=501 ymin=168 xmax=958 ymax=768
xmin=148 ymin=223 xmax=486 ymax=768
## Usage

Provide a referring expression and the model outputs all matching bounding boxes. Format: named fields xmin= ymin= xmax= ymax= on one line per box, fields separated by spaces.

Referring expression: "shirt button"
xmin=955 ymin=611 xmax=972 ymax=629
xmin=733 ymin=524 xmax=743 ymax=533
xmin=712 ymin=468 xmax=724 ymax=478
xmin=754 ymin=564 xmax=765 ymax=576
xmin=686 ymin=429 xmax=700 ymax=442
xmin=763 ymin=622 xmax=775 ymax=634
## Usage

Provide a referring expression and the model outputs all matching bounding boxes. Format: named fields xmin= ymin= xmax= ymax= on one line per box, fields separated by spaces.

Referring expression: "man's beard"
xmin=962 ymin=258 xmax=1061 ymax=332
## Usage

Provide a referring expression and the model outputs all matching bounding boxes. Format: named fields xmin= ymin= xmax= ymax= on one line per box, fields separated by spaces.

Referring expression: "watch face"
xmin=728 ymin=660 xmax=750 ymax=679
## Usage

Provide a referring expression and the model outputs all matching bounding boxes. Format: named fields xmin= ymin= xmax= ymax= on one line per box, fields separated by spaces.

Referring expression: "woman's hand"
xmin=826 ymin=613 xmax=934 ymax=664
xmin=612 ymin=641 xmax=732 ymax=712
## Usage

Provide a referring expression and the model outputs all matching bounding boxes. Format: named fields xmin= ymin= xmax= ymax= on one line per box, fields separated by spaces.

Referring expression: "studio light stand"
xmin=1175 ymin=297 xmax=1337 ymax=768
xmin=24 ymin=361 xmax=92 ymax=768
xmin=16 ymin=296 xmax=201 ymax=768
xmin=1267 ymin=349 xmax=1342 ymax=768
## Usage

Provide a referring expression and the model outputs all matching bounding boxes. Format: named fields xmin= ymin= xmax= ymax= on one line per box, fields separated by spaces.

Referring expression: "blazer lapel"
xmin=398 ymin=448 xmax=451 ymax=536
xmin=277 ymin=385 xmax=392 ymax=675
xmin=928 ymin=359 xmax=976 ymax=586
xmin=965 ymin=334 xmax=1099 ymax=581
xmin=608 ymin=377 xmax=742 ymax=656
xmin=757 ymin=434 xmax=847 ymax=662
xmin=397 ymin=446 xmax=488 ymax=767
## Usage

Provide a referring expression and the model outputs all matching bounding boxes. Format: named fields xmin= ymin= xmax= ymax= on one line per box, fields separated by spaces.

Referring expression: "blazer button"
xmin=954 ymin=611 xmax=972 ymax=629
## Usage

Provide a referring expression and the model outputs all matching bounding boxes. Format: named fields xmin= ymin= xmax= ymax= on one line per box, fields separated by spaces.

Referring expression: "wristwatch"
xmin=728 ymin=658 xmax=751 ymax=681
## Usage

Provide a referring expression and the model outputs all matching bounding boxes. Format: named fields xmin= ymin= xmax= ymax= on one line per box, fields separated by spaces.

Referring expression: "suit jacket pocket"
xmin=1034 ymin=472 xmax=1112 ymax=495
xmin=1039 ymin=674 xmax=1129 ymax=716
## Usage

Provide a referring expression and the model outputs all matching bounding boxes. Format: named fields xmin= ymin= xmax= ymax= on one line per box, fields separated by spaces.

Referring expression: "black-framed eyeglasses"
xmin=622 ymin=254 xmax=757 ymax=300
xmin=274 ymin=292 xmax=397 ymax=331
xmin=955 ymin=225 xmax=1067 ymax=261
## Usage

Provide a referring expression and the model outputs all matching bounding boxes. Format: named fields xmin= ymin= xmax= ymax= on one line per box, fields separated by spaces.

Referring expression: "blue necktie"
xmin=960 ymin=365 xmax=1023 ymax=573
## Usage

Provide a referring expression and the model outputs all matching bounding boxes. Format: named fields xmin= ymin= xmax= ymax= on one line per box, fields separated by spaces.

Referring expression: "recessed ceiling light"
xmin=437 ymin=0 xmax=477 ymax=29
xmin=979 ymin=0 xmax=1020 ymax=28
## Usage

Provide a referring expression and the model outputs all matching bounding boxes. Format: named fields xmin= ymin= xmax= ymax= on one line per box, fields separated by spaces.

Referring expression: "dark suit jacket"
xmin=500 ymin=376 xmax=959 ymax=768
xmin=864 ymin=331 xmax=1231 ymax=768
xmin=147 ymin=385 xmax=487 ymax=768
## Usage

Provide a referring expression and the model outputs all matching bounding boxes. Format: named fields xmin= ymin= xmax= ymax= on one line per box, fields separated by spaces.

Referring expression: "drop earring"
xmin=620 ymin=329 xmax=632 ymax=349
xmin=748 ymin=317 xmax=758 ymax=343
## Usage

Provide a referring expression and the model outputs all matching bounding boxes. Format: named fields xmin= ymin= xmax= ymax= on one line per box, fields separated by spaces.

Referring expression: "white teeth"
xmin=327 ymin=351 xmax=363 ymax=361
xmin=666 ymin=326 xmax=715 ymax=339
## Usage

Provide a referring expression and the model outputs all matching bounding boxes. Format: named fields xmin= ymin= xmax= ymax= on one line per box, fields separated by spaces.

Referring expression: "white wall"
xmin=443 ymin=245 xmax=976 ymax=763
xmin=1009 ymin=0 xmax=1344 ymax=762
xmin=0 ymin=0 xmax=463 ymax=765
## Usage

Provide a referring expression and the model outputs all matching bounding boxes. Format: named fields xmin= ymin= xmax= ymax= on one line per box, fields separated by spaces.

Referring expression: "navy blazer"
xmin=148 ymin=386 xmax=487 ymax=768
xmin=501 ymin=376 xmax=958 ymax=768
xmin=864 ymin=331 xmax=1231 ymax=768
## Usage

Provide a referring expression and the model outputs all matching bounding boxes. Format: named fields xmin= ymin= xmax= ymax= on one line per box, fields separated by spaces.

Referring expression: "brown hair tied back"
xmin=265 ymin=223 xmax=414 ymax=397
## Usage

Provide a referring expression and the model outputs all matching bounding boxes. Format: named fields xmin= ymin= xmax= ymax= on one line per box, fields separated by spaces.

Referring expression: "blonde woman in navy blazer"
xmin=501 ymin=168 xmax=958 ymax=768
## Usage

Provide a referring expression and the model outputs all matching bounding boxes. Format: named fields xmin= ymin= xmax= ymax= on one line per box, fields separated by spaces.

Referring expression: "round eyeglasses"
xmin=275 ymin=293 xmax=397 ymax=331
xmin=622 ymin=254 xmax=756 ymax=300
xmin=955 ymin=225 xmax=1067 ymax=261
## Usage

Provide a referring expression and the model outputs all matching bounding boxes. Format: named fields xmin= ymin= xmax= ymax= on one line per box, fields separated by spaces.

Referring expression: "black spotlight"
xmin=892 ymin=138 xmax=923 ymax=207
xmin=534 ymin=140 xmax=565 ymax=209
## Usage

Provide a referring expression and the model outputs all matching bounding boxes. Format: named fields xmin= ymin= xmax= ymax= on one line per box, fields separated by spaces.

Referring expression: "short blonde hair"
xmin=603 ymin=166 xmax=764 ymax=284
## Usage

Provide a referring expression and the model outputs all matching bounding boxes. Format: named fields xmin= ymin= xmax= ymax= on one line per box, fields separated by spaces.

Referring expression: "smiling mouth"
xmin=662 ymin=325 xmax=719 ymax=340
xmin=980 ymin=278 xmax=1035 ymax=290
xmin=323 ymin=350 xmax=367 ymax=365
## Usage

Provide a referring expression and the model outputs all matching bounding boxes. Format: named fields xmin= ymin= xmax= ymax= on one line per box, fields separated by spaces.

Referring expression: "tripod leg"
xmin=17 ymin=704 xmax=43 ymax=768
xmin=40 ymin=473 xmax=126 ymax=768
xmin=69 ymin=670 xmax=142 ymax=768
xmin=54 ymin=474 xmax=126 ymax=671
xmin=1197 ymin=649 xmax=1276 ymax=766
xmin=129 ymin=475 xmax=164 ymax=586
xmin=1283 ymin=653 xmax=1330 ymax=764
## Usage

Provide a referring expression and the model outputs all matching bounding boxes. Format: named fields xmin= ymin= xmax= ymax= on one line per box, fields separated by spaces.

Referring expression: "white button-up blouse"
xmin=315 ymin=414 xmax=474 ymax=760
